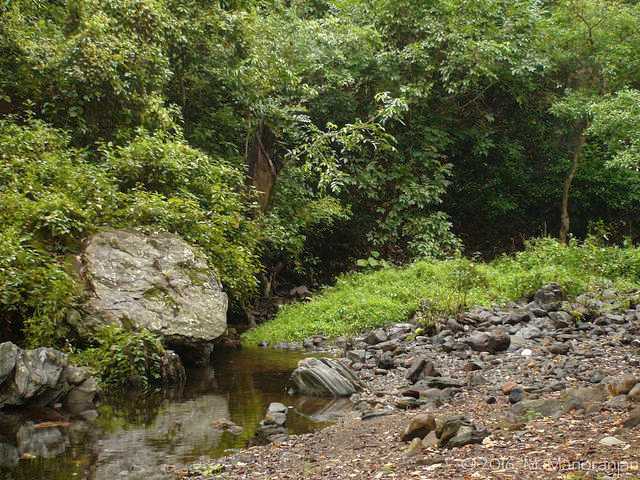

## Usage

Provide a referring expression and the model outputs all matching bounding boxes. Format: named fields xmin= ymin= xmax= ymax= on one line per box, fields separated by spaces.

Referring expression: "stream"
xmin=0 ymin=348 xmax=348 ymax=480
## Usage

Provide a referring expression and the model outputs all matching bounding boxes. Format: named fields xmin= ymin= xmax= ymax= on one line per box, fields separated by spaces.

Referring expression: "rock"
xmin=289 ymin=358 xmax=361 ymax=397
xmin=368 ymin=339 xmax=400 ymax=352
xmin=446 ymin=425 xmax=489 ymax=448
xmin=347 ymin=350 xmax=367 ymax=364
xmin=0 ymin=343 xmax=19 ymax=386
xmin=414 ymin=376 xmax=464 ymax=390
xmin=509 ymin=388 xmax=525 ymax=404
xmin=79 ymin=230 xmax=228 ymax=364
xmin=361 ymin=409 xmax=393 ymax=420
xmin=517 ymin=325 xmax=542 ymax=340
xmin=463 ymin=360 xmax=483 ymax=372
xmin=520 ymin=348 xmax=533 ymax=357
xmin=11 ymin=348 xmax=69 ymax=407
xmin=628 ymin=383 xmax=640 ymax=402
xmin=421 ymin=431 xmax=440 ymax=449
xmin=64 ymin=377 xmax=98 ymax=414
xmin=1 ymin=343 xmax=98 ymax=411
xmin=599 ymin=436 xmax=626 ymax=447
xmin=548 ymin=311 xmax=573 ymax=329
xmin=211 ymin=419 xmax=243 ymax=435
xmin=377 ymin=351 xmax=395 ymax=370
xmin=403 ymin=438 xmax=423 ymax=457
xmin=548 ymin=342 xmax=570 ymax=355
xmin=159 ymin=350 xmax=186 ymax=387
xmin=501 ymin=381 xmax=519 ymax=395
xmin=486 ymin=396 xmax=497 ymax=404
xmin=401 ymin=414 xmax=436 ymax=442
xmin=436 ymin=415 xmax=488 ymax=448
xmin=61 ymin=366 xmax=90 ymax=386
xmin=364 ymin=329 xmax=388 ymax=345
xmin=468 ymin=330 xmax=510 ymax=353
xmin=504 ymin=310 xmax=531 ymax=325
xmin=534 ymin=283 xmax=566 ymax=309
xmin=623 ymin=408 xmax=640 ymax=429
xmin=405 ymin=357 xmax=439 ymax=384
xmin=606 ymin=375 xmax=638 ymax=396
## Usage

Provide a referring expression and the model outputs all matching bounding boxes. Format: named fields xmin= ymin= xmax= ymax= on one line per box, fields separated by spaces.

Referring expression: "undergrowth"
xmin=243 ymin=238 xmax=640 ymax=344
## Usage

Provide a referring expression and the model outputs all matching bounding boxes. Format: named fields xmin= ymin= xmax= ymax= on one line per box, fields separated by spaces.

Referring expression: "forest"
xmin=2 ymin=0 xmax=640 ymax=384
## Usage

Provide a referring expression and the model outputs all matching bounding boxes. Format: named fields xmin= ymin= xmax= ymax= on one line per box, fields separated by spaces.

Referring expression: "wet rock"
xmin=364 ymin=329 xmax=388 ymax=346
xmin=64 ymin=377 xmax=98 ymax=414
xmin=264 ymin=402 xmax=288 ymax=426
xmin=289 ymin=358 xmax=361 ymax=397
xmin=401 ymin=414 xmax=436 ymax=442
xmin=0 ymin=343 xmax=19 ymax=386
xmin=468 ymin=330 xmax=510 ymax=353
xmin=405 ymin=357 xmax=439 ymax=384
xmin=159 ymin=350 xmax=186 ymax=387
xmin=211 ymin=419 xmax=243 ymax=435
xmin=79 ymin=230 xmax=228 ymax=364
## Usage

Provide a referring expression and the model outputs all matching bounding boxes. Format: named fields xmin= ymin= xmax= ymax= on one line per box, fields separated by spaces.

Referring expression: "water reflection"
xmin=0 ymin=348 xmax=350 ymax=480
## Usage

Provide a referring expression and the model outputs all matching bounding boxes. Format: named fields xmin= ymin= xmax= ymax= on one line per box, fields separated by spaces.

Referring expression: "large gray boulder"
xmin=77 ymin=229 xmax=228 ymax=363
xmin=0 ymin=342 xmax=97 ymax=412
xmin=289 ymin=358 xmax=361 ymax=397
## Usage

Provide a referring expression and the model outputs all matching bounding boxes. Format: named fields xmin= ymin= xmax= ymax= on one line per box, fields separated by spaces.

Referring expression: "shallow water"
xmin=0 ymin=348 xmax=346 ymax=480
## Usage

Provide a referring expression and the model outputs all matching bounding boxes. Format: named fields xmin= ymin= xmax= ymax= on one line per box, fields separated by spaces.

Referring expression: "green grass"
xmin=243 ymin=238 xmax=640 ymax=344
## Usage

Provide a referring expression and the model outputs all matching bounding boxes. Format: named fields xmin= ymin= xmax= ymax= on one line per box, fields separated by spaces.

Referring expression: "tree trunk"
xmin=559 ymin=127 xmax=587 ymax=244
xmin=246 ymin=122 xmax=277 ymax=211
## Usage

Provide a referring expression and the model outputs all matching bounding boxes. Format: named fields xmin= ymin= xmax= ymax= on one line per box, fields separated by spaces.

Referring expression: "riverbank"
xmin=243 ymin=239 xmax=640 ymax=345
xmin=182 ymin=284 xmax=640 ymax=479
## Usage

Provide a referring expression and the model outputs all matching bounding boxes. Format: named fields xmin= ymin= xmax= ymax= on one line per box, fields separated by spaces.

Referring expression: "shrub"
xmin=73 ymin=326 xmax=165 ymax=390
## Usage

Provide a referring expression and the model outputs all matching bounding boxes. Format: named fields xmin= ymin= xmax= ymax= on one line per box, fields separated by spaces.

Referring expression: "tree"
xmin=541 ymin=0 xmax=640 ymax=243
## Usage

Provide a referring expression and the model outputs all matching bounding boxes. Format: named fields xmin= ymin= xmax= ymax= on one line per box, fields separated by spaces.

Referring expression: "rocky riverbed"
xmin=180 ymin=284 xmax=640 ymax=479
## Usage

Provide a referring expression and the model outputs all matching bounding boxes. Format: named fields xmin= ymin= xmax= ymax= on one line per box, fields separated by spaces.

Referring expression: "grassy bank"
xmin=243 ymin=238 xmax=640 ymax=344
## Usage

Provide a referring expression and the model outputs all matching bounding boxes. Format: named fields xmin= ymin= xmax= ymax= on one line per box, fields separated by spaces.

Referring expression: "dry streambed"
xmin=182 ymin=284 xmax=640 ymax=479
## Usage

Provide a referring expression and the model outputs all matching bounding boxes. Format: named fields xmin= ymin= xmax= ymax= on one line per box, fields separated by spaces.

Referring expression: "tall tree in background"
xmin=542 ymin=0 xmax=640 ymax=243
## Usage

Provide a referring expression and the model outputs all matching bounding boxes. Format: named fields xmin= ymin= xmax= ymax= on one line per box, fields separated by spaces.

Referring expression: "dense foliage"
xmin=1 ymin=0 xmax=640 ymax=369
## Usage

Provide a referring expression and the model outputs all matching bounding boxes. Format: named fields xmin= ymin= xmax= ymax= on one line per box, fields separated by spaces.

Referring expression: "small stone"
xmin=364 ymin=329 xmax=388 ymax=345
xmin=486 ymin=396 xmax=497 ymax=404
xmin=599 ymin=436 xmax=626 ymax=447
xmin=501 ymin=381 xmax=519 ymax=395
xmin=521 ymin=348 xmax=533 ymax=357
xmin=548 ymin=342 xmax=570 ymax=355
xmin=401 ymin=414 xmax=436 ymax=442
xmin=509 ymin=388 xmax=525 ymax=404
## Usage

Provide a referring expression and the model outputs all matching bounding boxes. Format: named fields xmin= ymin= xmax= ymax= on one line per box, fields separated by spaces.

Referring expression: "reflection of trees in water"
xmin=1 ymin=349 xmax=343 ymax=480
